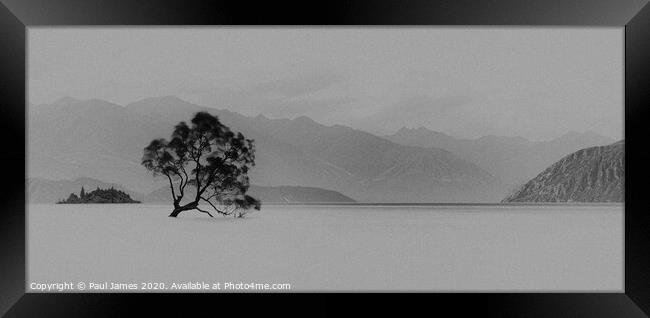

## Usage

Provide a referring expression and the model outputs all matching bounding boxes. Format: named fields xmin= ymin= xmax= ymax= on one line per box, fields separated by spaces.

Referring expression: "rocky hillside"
xmin=502 ymin=141 xmax=624 ymax=202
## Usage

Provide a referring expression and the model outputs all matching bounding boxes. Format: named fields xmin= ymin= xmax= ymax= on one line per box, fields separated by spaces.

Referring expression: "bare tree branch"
xmin=165 ymin=174 xmax=177 ymax=202
xmin=200 ymin=197 xmax=226 ymax=215
xmin=195 ymin=206 xmax=214 ymax=217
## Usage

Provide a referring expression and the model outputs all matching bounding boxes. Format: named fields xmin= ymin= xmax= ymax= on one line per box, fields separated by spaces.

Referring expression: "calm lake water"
xmin=27 ymin=204 xmax=623 ymax=292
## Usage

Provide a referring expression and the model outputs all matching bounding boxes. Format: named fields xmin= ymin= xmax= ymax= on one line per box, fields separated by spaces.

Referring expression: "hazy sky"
xmin=28 ymin=27 xmax=623 ymax=141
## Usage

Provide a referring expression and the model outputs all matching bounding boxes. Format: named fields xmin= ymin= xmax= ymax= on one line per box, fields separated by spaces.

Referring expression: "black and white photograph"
xmin=26 ymin=27 xmax=624 ymax=292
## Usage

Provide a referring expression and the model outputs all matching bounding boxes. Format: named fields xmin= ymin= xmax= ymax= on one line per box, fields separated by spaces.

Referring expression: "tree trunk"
xmin=169 ymin=207 xmax=183 ymax=217
xmin=168 ymin=201 xmax=199 ymax=217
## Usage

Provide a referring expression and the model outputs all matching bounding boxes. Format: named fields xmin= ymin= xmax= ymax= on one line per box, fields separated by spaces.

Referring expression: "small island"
xmin=56 ymin=186 xmax=141 ymax=204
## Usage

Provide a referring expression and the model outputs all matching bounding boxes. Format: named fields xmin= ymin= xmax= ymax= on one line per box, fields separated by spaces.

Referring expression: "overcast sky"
xmin=28 ymin=27 xmax=623 ymax=141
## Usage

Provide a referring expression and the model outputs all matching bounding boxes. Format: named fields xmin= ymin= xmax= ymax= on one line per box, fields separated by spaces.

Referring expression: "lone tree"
xmin=142 ymin=112 xmax=260 ymax=217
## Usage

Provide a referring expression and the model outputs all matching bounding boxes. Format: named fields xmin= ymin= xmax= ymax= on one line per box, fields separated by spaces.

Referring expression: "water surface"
xmin=27 ymin=204 xmax=623 ymax=292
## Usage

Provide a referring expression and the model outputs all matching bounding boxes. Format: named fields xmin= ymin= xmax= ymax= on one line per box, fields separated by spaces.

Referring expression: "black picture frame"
xmin=1 ymin=0 xmax=649 ymax=317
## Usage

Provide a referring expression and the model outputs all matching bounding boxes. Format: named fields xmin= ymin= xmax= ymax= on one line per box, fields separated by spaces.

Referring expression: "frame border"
xmin=1 ymin=1 xmax=649 ymax=316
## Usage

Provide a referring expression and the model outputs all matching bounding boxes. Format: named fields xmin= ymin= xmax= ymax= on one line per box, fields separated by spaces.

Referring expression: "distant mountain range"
xmin=28 ymin=96 xmax=617 ymax=202
xmin=385 ymin=126 xmax=614 ymax=187
xmin=502 ymin=141 xmax=624 ymax=202
xmin=27 ymin=177 xmax=356 ymax=204
xmin=29 ymin=96 xmax=502 ymax=203
xmin=248 ymin=185 xmax=355 ymax=204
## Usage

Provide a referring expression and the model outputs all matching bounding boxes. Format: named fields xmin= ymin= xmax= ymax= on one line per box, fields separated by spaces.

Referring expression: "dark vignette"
xmin=0 ymin=1 xmax=25 ymax=317
xmin=625 ymin=1 xmax=650 ymax=315
xmin=0 ymin=0 xmax=647 ymax=25
xmin=0 ymin=0 xmax=648 ymax=317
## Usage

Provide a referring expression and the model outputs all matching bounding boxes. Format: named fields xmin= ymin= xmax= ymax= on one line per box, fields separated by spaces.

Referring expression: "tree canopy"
xmin=142 ymin=112 xmax=260 ymax=217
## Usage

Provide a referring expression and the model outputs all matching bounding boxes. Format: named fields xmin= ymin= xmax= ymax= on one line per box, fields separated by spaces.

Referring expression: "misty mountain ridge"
xmin=29 ymin=95 xmax=608 ymax=203
xmin=386 ymin=126 xmax=614 ymax=187
xmin=135 ymin=96 xmax=502 ymax=202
